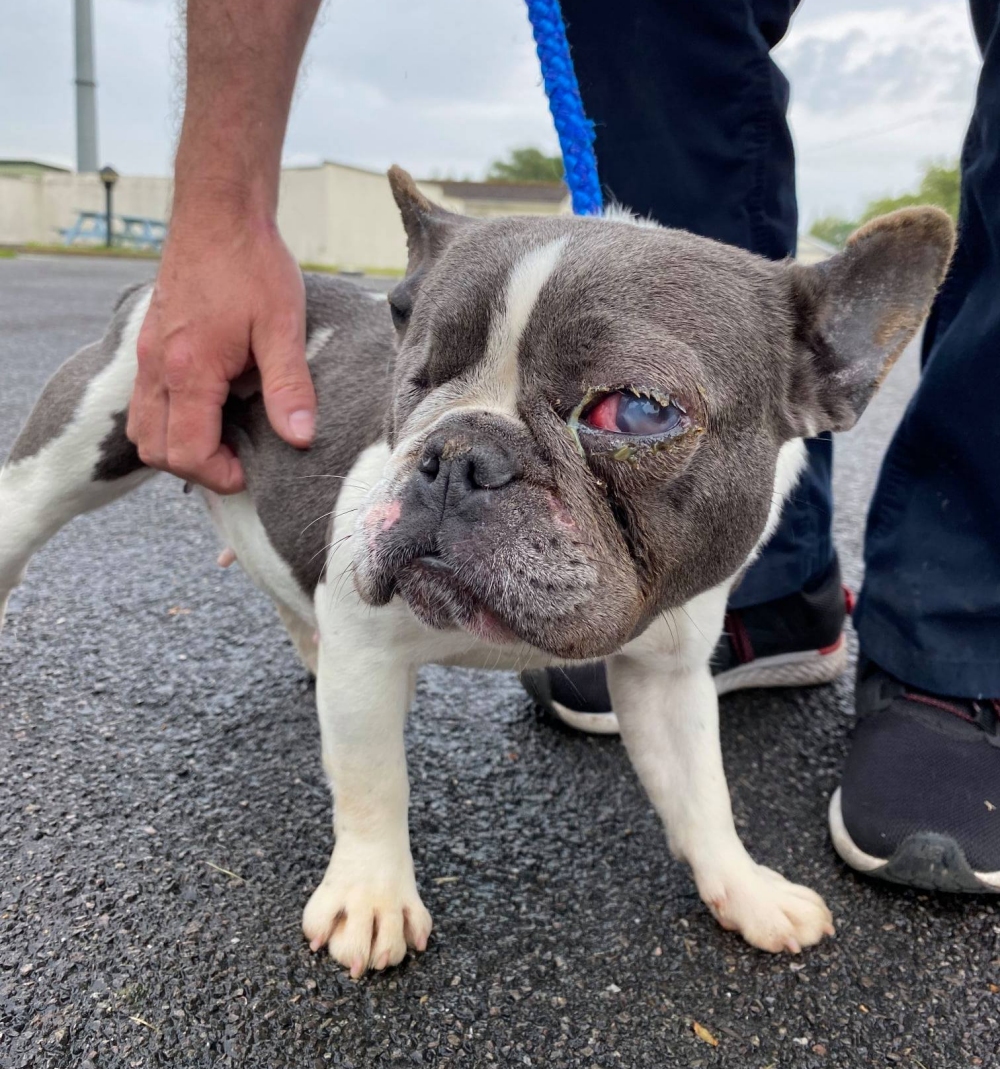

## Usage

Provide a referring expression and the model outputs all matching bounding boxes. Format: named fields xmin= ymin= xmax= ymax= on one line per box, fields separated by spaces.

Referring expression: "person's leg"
xmin=562 ymin=0 xmax=835 ymax=607
xmin=831 ymin=0 xmax=1000 ymax=892
xmin=522 ymin=0 xmax=847 ymax=733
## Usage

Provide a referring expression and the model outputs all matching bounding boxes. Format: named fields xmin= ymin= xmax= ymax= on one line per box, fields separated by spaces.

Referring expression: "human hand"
xmin=127 ymin=200 xmax=316 ymax=494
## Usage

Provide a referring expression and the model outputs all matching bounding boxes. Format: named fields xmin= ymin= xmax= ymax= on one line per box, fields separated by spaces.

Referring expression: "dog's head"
xmin=352 ymin=166 xmax=953 ymax=659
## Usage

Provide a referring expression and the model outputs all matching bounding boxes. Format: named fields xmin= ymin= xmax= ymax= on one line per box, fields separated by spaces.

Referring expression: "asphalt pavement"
xmin=1 ymin=255 xmax=998 ymax=1069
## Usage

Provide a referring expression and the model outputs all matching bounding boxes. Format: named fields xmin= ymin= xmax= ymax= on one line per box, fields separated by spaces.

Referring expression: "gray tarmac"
xmin=1 ymin=255 xmax=998 ymax=1069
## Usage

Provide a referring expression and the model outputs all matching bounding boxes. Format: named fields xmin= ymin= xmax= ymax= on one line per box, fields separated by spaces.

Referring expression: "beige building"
xmin=431 ymin=179 xmax=570 ymax=219
xmin=0 ymin=159 xmax=569 ymax=273
xmin=0 ymin=159 xmax=832 ymax=270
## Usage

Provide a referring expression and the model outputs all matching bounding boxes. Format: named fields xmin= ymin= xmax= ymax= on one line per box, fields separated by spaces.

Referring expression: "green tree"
xmin=809 ymin=159 xmax=960 ymax=249
xmin=809 ymin=216 xmax=857 ymax=249
xmin=860 ymin=161 xmax=960 ymax=222
xmin=487 ymin=146 xmax=564 ymax=183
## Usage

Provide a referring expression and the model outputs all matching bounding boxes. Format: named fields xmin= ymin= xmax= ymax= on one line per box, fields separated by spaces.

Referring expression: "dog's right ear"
xmin=388 ymin=165 xmax=468 ymax=273
xmin=781 ymin=206 xmax=954 ymax=436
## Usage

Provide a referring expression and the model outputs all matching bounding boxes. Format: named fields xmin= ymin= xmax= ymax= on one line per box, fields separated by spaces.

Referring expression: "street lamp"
xmin=99 ymin=165 xmax=118 ymax=248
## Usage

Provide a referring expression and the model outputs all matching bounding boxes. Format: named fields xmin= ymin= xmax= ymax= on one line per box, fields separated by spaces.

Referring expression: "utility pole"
xmin=74 ymin=0 xmax=98 ymax=172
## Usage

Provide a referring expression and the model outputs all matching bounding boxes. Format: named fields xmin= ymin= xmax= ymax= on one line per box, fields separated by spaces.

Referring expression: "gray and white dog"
xmin=0 ymin=168 xmax=953 ymax=976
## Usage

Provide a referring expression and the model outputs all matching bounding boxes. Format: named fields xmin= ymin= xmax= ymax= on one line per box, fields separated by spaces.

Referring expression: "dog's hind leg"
xmin=0 ymin=285 xmax=155 ymax=630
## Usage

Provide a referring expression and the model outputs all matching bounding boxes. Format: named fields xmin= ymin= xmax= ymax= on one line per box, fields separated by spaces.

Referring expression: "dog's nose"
xmin=418 ymin=436 xmax=519 ymax=492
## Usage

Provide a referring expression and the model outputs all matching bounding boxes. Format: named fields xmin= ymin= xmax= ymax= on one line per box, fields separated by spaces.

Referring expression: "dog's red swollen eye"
xmin=584 ymin=392 xmax=683 ymax=436
xmin=585 ymin=393 xmax=621 ymax=432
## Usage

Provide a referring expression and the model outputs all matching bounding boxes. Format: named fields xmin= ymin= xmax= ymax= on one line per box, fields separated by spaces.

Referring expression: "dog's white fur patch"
xmin=749 ymin=437 xmax=808 ymax=567
xmin=601 ymin=203 xmax=663 ymax=230
xmin=305 ymin=327 xmax=334 ymax=363
xmin=464 ymin=236 xmax=568 ymax=415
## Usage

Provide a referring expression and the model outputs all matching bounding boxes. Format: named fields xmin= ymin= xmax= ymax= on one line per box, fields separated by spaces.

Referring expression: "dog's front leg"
xmin=302 ymin=641 xmax=431 ymax=976
xmin=607 ymin=653 xmax=834 ymax=953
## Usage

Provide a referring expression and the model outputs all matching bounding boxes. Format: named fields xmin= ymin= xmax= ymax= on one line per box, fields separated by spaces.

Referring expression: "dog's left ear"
xmin=388 ymin=165 xmax=468 ymax=273
xmin=782 ymin=207 xmax=955 ymax=435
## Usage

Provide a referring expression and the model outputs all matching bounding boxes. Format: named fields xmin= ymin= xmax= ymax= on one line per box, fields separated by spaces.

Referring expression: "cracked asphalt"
xmin=1 ymin=255 xmax=998 ymax=1069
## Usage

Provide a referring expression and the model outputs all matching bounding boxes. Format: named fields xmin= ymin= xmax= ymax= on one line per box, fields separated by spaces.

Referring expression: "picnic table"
xmin=60 ymin=210 xmax=167 ymax=251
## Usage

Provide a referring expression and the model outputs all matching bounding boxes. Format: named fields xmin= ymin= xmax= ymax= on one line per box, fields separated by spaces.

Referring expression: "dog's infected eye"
xmin=584 ymin=391 xmax=683 ymax=436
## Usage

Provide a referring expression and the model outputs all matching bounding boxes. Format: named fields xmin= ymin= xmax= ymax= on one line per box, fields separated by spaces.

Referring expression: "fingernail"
xmin=288 ymin=409 xmax=315 ymax=443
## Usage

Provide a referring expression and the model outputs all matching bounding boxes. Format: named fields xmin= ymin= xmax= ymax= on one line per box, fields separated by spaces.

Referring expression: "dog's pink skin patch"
xmin=380 ymin=500 xmax=402 ymax=531
xmin=364 ymin=499 xmax=402 ymax=551
xmin=366 ymin=499 xmax=401 ymax=532
xmin=466 ymin=608 xmax=518 ymax=646
xmin=547 ymin=492 xmax=576 ymax=530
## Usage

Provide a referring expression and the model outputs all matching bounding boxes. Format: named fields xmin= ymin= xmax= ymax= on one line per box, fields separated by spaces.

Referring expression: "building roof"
xmin=0 ymin=158 xmax=73 ymax=175
xmin=436 ymin=180 xmax=568 ymax=204
xmin=797 ymin=233 xmax=838 ymax=265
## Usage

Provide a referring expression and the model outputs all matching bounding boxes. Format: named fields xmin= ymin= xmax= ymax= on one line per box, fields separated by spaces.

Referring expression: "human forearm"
xmin=128 ymin=0 xmax=322 ymax=492
xmin=174 ymin=0 xmax=323 ymax=221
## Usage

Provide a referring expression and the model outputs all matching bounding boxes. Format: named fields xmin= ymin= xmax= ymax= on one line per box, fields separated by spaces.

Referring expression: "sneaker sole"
xmin=828 ymin=786 xmax=1000 ymax=893
xmin=714 ymin=635 xmax=848 ymax=697
xmin=544 ymin=637 xmax=849 ymax=735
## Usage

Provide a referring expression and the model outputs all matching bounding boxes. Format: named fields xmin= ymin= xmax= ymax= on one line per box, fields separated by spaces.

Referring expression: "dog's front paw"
xmin=302 ymin=845 xmax=433 ymax=977
xmin=701 ymin=864 xmax=834 ymax=954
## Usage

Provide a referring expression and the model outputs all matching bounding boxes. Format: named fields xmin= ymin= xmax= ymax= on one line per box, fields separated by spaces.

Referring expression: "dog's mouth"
xmin=395 ymin=556 xmax=518 ymax=645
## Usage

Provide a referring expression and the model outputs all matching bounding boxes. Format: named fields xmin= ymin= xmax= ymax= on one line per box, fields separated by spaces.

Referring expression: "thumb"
xmin=254 ymin=318 xmax=317 ymax=448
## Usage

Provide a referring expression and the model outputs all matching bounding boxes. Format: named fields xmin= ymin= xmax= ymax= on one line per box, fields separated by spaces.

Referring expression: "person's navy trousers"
xmin=563 ymin=0 xmax=1000 ymax=696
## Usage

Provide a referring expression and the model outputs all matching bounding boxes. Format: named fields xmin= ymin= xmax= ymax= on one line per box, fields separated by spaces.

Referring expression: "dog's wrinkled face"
xmin=352 ymin=168 xmax=953 ymax=659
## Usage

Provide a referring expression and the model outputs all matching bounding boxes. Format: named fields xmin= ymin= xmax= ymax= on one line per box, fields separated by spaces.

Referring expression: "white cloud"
xmin=777 ymin=2 xmax=979 ymax=221
xmin=286 ymin=0 xmax=557 ymax=178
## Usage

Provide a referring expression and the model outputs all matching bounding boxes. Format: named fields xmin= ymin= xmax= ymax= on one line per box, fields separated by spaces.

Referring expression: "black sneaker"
xmin=829 ymin=659 xmax=1000 ymax=893
xmin=521 ymin=559 xmax=850 ymax=735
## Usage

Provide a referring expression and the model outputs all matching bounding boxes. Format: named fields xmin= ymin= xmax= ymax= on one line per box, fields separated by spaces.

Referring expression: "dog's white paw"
xmin=302 ymin=846 xmax=432 ymax=977
xmin=702 ymin=864 xmax=834 ymax=953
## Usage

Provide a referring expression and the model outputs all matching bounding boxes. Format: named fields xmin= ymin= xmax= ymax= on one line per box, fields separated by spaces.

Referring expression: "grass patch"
xmin=300 ymin=261 xmax=340 ymax=274
xmin=301 ymin=262 xmax=404 ymax=278
xmin=9 ymin=245 xmax=406 ymax=277
xmin=20 ymin=242 xmax=161 ymax=260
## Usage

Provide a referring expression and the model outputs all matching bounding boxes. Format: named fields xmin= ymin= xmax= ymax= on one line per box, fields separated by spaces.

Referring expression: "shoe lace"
xmin=904 ymin=691 xmax=1000 ymax=747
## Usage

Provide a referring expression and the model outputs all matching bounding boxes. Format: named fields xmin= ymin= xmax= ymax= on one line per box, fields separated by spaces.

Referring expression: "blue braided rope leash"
xmin=524 ymin=0 xmax=603 ymax=216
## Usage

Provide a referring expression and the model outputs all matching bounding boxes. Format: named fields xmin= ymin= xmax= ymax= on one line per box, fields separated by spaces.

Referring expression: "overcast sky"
xmin=0 ymin=0 xmax=980 ymax=224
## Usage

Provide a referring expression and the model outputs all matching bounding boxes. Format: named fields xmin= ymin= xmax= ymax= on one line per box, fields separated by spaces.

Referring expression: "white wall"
xmin=0 ymin=166 xmax=414 ymax=270
xmin=0 ymin=173 xmax=173 ymax=245
xmin=0 ymin=164 xmax=562 ymax=273
xmin=276 ymin=167 xmax=331 ymax=266
xmin=0 ymin=177 xmax=40 ymax=245
xmin=276 ymin=164 xmax=461 ymax=272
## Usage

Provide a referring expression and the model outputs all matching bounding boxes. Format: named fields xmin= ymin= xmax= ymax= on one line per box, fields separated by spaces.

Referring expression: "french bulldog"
xmin=0 ymin=168 xmax=953 ymax=976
